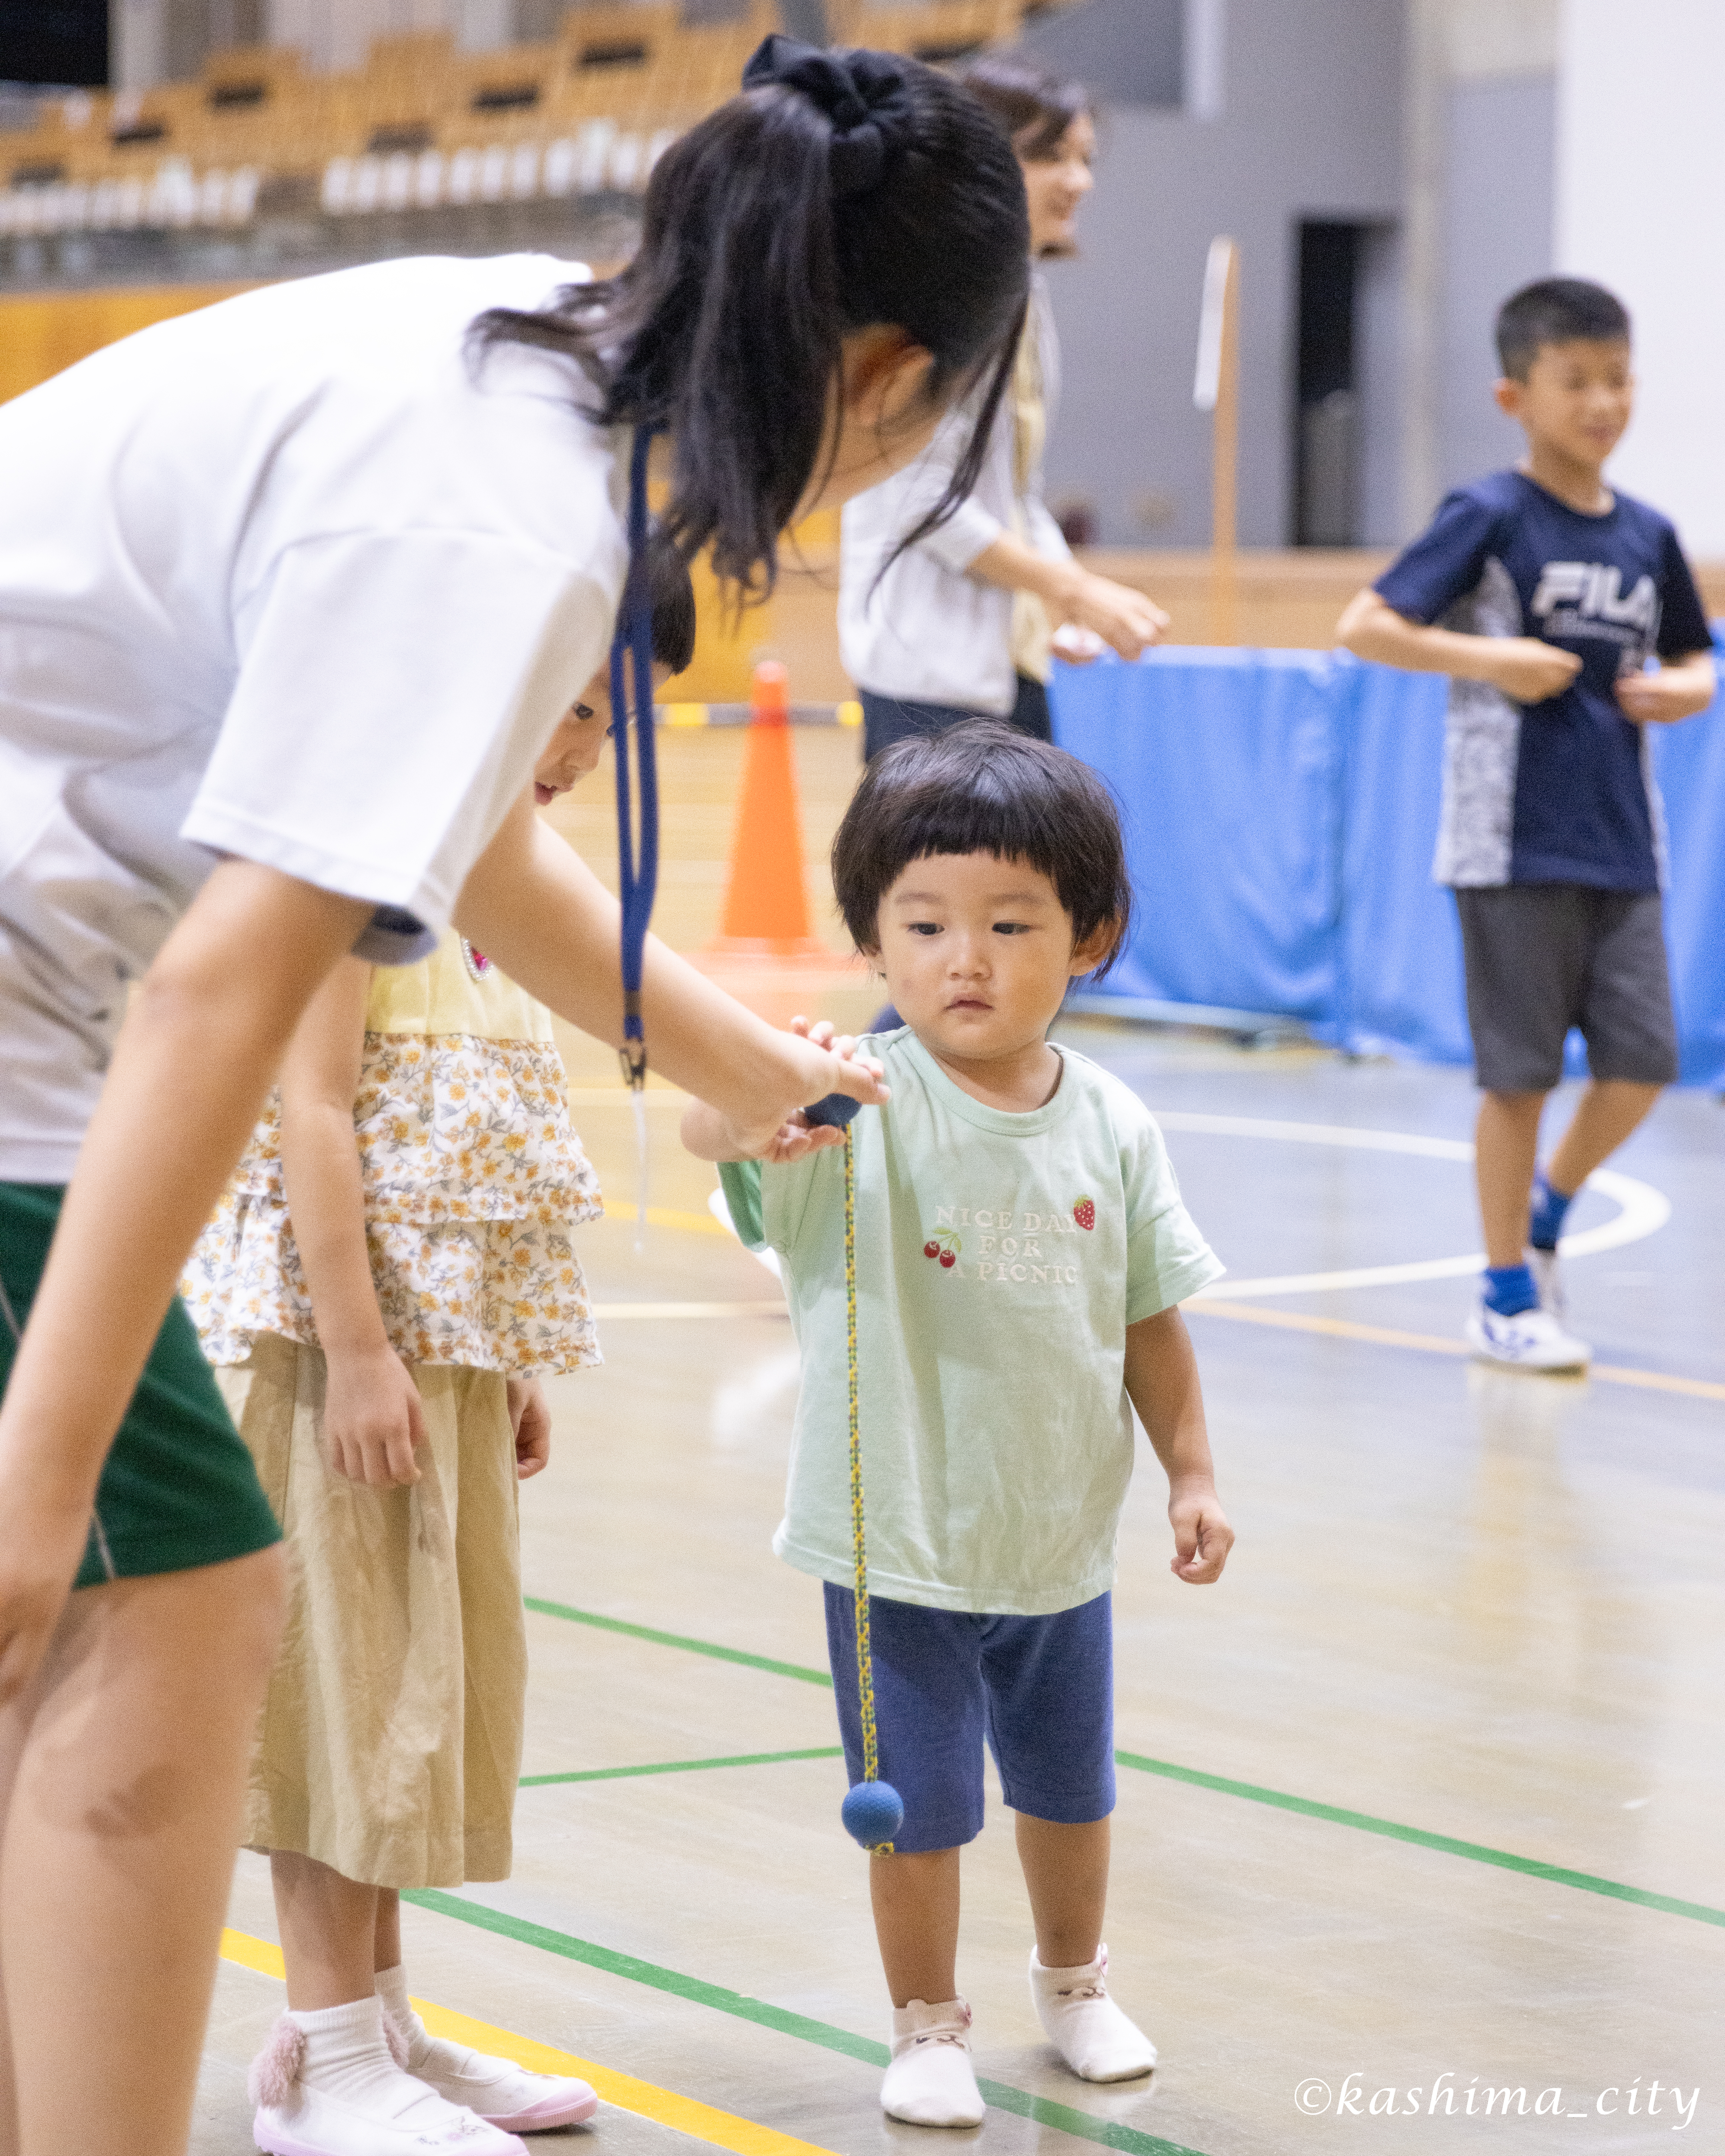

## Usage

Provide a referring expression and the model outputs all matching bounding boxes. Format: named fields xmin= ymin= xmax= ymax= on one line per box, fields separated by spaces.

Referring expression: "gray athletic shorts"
xmin=1453 ymin=884 xmax=1678 ymax=1094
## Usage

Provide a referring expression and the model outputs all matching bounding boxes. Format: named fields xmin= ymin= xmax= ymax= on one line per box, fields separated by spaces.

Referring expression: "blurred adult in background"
xmin=839 ymin=54 xmax=1169 ymax=763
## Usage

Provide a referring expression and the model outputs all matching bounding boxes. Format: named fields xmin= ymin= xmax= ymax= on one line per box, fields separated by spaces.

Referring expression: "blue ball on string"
xmin=803 ymin=1091 xmax=862 ymax=1132
xmin=842 ymin=1779 xmax=905 ymax=1847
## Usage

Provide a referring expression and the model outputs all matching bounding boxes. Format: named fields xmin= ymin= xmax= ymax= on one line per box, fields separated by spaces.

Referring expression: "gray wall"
xmin=1031 ymin=0 xmax=1405 ymax=548
xmin=1437 ymin=71 xmax=1554 ymax=494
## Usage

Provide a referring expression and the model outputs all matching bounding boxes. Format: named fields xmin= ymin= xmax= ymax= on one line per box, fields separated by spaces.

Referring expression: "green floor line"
xmin=403 ymin=1888 xmax=1208 ymax=2156
xmin=521 ymin=1747 xmax=843 ymax=1788
xmin=524 ymin=1596 xmax=834 ymax=1688
xmin=1114 ymin=1750 xmax=1725 ymax=1930
xmin=523 ymin=1594 xmax=1724 ymax=1932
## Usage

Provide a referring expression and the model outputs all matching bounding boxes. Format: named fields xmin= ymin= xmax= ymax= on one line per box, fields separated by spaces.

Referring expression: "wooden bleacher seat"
xmin=0 ymin=0 xmax=1101 ymax=241
xmin=834 ymin=0 xmax=1023 ymax=65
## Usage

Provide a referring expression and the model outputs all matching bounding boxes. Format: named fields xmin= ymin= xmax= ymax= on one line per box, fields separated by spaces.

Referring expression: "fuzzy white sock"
xmin=1029 ymin=1945 xmax=1157 ymax=2082
xmin=250 ymin=1995 xmax=450 ymax=2126
xmin=880 ymin=1998 xmax=986 ymax=2128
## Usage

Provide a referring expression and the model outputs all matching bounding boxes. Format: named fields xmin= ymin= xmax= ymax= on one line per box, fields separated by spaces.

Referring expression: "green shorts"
xmin=0 ymin=1182 xmax=282 ymax=1589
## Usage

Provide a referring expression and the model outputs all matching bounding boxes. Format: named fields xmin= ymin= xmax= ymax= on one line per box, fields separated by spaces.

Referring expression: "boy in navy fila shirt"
xmin=1339 ymin=278 xmax=1715 ymax=1372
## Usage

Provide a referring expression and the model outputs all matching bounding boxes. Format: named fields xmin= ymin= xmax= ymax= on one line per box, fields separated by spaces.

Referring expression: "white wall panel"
xmin=1557 ymin=0 xmax=1725 ymax=551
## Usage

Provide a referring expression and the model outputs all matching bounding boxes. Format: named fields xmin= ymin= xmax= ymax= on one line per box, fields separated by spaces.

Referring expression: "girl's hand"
xmin=0 ymin=1474 xmax=93 ymax=1704
xmin=508 ymin=1378 xmax=552 ymax=1479
xmin=1062 ymin=570 xmax=1170 ymax=660
xmin=680 ymin=1018 xmax=888 ymax=1163
xmin=322 ymin=1346 xmax=424 ymax=1488
xmin=1169 ymin=1483 xmax=1234 ymax=1584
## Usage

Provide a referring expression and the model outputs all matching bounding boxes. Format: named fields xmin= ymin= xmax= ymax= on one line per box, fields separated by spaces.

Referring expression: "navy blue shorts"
xmin=823 ymin=1584 xmax=1115 ymax=1854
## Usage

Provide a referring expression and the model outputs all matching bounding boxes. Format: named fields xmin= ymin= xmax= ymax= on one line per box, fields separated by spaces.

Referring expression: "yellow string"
xmin=845 ymin=1124 xmax=892 ymax=1854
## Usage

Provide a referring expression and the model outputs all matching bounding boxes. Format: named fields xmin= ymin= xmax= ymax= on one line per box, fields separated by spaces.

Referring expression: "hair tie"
xmin=742 ymin=33 xmax=914 ymax=197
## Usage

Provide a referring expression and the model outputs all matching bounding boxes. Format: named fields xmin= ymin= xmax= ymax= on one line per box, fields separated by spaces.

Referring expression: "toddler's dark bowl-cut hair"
xmin=1496 ymin=277 xmax=1630 ymax=381
xmin=832 ymin=720 xmax=1132 ymax=978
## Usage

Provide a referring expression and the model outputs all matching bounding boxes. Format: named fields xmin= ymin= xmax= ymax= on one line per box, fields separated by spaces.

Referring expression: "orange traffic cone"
xmin=700 ymin=663 xmax=853 ymax=967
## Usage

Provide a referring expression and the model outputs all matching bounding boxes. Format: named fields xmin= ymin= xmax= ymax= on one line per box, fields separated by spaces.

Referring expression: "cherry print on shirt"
xmin=923 ymin=1228 xmax=962 ymax=1270
xmin=1073 ymin=1195 xmax=1096 ymax=1232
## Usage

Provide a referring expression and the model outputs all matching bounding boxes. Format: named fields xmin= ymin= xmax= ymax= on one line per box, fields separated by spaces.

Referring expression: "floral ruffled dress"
xmin=185 ymin=932 xmax=602 ymax=1375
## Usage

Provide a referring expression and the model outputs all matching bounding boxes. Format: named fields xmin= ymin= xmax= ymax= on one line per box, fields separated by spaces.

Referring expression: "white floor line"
xmin=1148 ymin=1112 xmax=1671 ymax=1298
xmin=699 ymin=1111 xmax=1672 ymax=1303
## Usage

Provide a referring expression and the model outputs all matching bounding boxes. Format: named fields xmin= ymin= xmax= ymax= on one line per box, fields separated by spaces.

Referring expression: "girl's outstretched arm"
xmin=276 ymin=956 xmax=426 ymax=1489
xmin=456 ymin=790 xmax=889 ymax=1127
xmin=0 ymin=864 xmax=372 ymax=1700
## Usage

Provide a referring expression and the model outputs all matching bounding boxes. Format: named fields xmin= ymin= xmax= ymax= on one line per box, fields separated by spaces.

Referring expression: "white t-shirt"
xmin=0 ymin=253 xmax=627 ymax=1182
xmin=838 ymin=276 xmax=1072 ymax=717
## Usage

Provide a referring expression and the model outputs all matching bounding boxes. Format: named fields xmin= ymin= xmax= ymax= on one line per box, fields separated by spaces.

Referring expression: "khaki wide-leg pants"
xmin=220 ymin=1335 xmax=526 ymax=1888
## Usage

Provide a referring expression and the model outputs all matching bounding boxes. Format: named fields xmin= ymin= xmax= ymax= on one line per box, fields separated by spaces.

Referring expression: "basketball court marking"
xmin=218 ymin=1929 xmax=843 ymax=2156
xmin=1185 ymin=1300 xmax=1725 ymax=1400
xmin=521 ymin=1603 xmax=1725 ymax=1929
xmin=519 ymin=1747 xmax=843 ymax=1787
xmin=1149 ymin=1110 xmax=1670 ymax=1297
xmin=394 ymin=1895 xmax=1211 ymax=2156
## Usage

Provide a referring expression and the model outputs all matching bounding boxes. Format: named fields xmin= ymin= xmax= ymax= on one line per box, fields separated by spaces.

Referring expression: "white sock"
xmin=375 ymin=1963 xmax=431 ymax=2067
xmin=252 ymin=1995 xmax=449 ymax=2126
xmin=880 ymin=1997 xmax=986 ymax=2128
xmin=1029 ymin=1945 xmax=1157 ymax=2082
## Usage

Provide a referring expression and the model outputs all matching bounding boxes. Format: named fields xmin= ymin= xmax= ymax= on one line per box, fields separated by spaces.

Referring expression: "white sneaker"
xmin=880 ymin=1998 xmax=986 ymax=2128
xmin=249 ymin=2011 xmax=528 ymax=2156
xmin=1029 ymin=1946 xmax=1157 ymax=2083
xmin=400 ymin=2030 xmax=599 ymax=2133
xmin=1527 ymin=1244 xmax=1566 ymax=1324
xmin=1466 ymin=1299 xmax=1590 ymax=1372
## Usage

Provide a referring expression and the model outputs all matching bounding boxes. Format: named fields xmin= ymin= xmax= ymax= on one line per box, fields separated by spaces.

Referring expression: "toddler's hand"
xmin=1169 ymin=1484 xmax=1233 ymax=1584
xmin=323 ymin=1345 xmax=424 ymax=1488
xmin=1483 ymin=637 xmax=1582 ymax=704
xmin=507 ymin=1377 xmax=552 ymax=1479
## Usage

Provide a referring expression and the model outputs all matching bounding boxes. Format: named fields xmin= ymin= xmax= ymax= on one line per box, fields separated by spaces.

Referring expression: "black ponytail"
xmin=471 ymin=43 xmax=1028 ymax=599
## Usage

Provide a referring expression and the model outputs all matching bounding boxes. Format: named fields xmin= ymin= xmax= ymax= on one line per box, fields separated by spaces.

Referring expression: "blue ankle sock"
xmin=1528 ymin=1171 xmax=1572 ymax=1252
xmin=1483 ymin=1263 xmax=1539 ymax=1317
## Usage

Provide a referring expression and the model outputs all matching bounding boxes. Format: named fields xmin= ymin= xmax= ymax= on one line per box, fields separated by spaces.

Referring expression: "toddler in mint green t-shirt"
xmin=683 ymin=720 xmax=1235 ymax=2131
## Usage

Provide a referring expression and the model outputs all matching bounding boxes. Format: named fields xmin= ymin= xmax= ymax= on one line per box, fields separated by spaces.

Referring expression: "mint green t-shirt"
xmin=719 ymin=1030 xmax=1223 ymax=1616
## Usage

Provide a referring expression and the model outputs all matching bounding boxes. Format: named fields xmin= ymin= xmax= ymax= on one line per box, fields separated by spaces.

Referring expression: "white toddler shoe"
xmin=376 ymin=1966 xmax=598 ymax=2131
xmin=249 ymin=1999 xmax=527 ymax=2156
xmin=1029 ymin=1945 xmax=1157 ymax=2082
xmin=880 ymin=1997 xmax=986 ymax=2127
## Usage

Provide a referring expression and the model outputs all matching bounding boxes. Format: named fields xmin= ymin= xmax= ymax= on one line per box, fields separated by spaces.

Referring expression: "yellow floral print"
xmin=183 ymin=1032 xmax=603 ymax=1376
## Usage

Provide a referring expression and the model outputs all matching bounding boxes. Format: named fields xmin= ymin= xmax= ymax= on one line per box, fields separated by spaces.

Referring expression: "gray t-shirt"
xmin=721 ymin=1030 xmax=1223 ymax=1616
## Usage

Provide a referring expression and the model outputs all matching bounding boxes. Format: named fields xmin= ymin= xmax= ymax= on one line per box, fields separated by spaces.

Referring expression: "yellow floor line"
xmin=598 ymin=1199 xmax=729 ymax=1236
xmin=218 ymin=1930 xmax=840 ymax=2156
xmin=594 ymin=1301 xmax=787 ymax=1320
xmin=1189 ymin=1300 xmax=1725 ymax=1401
xmin=567 ymin=1088 xmax=691 ymax=1107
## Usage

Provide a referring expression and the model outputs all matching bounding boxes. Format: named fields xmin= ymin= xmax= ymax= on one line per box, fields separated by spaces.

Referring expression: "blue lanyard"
xmin=611 ymin=425 xmax=659 ymax=1089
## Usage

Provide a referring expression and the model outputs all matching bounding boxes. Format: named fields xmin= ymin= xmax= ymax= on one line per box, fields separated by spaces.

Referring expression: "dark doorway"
xmin=0 ymin=0 xmax=109 ymax=85
xmin=1294 ymin=220 xmax=1362 ymax=546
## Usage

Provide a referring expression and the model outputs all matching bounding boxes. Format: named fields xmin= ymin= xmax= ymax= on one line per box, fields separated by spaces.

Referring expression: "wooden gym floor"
xmin=194 ymin=728 xmax=1725 ymax=2155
